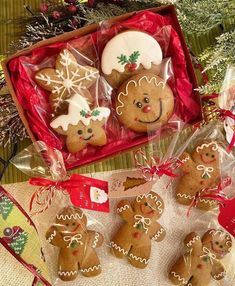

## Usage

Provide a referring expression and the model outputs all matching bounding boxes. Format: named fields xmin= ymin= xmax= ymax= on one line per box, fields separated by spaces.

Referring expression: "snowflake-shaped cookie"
xmin=35 ymin=49 xmax=99 ymax=112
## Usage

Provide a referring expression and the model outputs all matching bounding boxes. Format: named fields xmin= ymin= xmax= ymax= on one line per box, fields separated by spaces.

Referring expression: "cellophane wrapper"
xmin=8 ymin=10 xmax=201 ymax=170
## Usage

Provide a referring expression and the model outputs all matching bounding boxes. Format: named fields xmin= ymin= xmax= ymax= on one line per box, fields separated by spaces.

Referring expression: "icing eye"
xmin=66 ymin=223 xmax=69 ymax=227
xmin=88 ymin=128 xmax=93 ymax=133
xmin=136 ymin=102 xmax=142 ymax=108
xmin=211 ymin=154 xmax=215 ymax=158
xmin=215 ymin=241 xmax=219 ymax=245
xmin=77 ymin=130 xmax=83 ymax=135
xmin=72 ymin=222 xmax=76 ymax=226
xmin=143 ymin=97 xmax=150 ymax=103
xmin=220 ymin=245 xmax=224 ymax=249
xmin=144 ymin=202 xmax=148 ymax=206
xmin=206 ymin=153 xmax=209 ymax=156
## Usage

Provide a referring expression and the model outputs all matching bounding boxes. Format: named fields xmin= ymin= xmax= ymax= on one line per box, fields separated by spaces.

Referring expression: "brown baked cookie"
xmin=176 ymin=140 xmax=221 ymax=210
xmin=169 ymin=229 xmax=232 ymax=286
xmin=50 ymin=93 xmax=110 ymax=153
xmin=46 ymin=206 xmax=104 ymax=281
xmin=35 ymin=49 xmax=99 ymax=113
xmin=115 ymin=73 xmax=174 ymax=133
xmin=101 ymin=30 xmax=163 ymax=88
xmin=110 ymin=191 xmax=166 ymax=269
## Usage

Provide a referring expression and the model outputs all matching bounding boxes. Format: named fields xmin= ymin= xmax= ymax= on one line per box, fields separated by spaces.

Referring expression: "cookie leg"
xmin=110 ymin=232 xmax=131 ymax=259
xmin=188 ymin=275 xmax=210 ymax=286
xmin=58 ymin=255 xmax=79 ymax=281
xmin=80 ymin=249 xmax=101 ymax=277
xmin=128 ymin=245 xmax=151 ymax=269
xmin=175 ymin=183 xmax=198 ymax=206
xmin=169 ymin=256 xmax=193 ymax=285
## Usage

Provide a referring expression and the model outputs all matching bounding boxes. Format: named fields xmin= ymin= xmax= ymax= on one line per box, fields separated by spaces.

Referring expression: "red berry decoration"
xmin=67 ymin=4 xmax=77 ymax=13
xmin=39 ymin=3 xmax=49 ymax=13
xmin=52 ymin=11 xmax=62 ymax=20
xmin=88 ymin=0 xmax=96 ymax=8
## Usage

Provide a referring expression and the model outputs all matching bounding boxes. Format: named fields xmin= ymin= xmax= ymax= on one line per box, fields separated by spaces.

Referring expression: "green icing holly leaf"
xmin=91 ymin=110 xmax=100 ymax=117
xmin=136 ymin=223 xmax=144 ymax=230
xmin=80 ymin=110 xmax=87 ymax=117
xmin=117 ymin=54 xmax=128 ymax=65
xmin=129 ymin=51 xmax=140 ymax=64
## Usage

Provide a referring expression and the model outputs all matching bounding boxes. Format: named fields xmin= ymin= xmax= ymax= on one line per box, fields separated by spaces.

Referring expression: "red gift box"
xmin=2 ymin=5 xmax=201 ymax=170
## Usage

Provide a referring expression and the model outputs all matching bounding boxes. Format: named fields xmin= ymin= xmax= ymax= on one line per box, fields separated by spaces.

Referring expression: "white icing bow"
xmin=133 ymin=215 xmax=151 ymax=233
xmin=63 ymin=233 xmax=83 ymax=248
xmin=200 ymin=247 xmax=216 ymax=264
xmin=196 ymin=165 xmax=214 ymax=178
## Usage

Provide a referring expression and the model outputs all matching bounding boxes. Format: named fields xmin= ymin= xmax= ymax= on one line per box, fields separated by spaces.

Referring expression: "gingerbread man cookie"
xmin=46 ymin=206 xmax=104 ymax=281
xmin=35 ymin=49 xmax=99 ymax=113
xmin=176 ymin=140 xmax=221 ymax=210
xmin=169 ymin=229 xmax=232 ymax=286
xmin=115 ymin=73 xmax=174 ymax=133
xmin=101 ymin=30 xmax=163 ymax=88
xmin=110 ymin=191 xmax=166 ymax=268
xmin=50 ymin=93 xmax=110 ymax=153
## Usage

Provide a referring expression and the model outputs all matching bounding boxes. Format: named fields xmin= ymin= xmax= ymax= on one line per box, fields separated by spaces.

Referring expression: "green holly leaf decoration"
xmin=117 ymin=54 xmax=128 ymax=65
xmin=136 ymin=223 xmax=143 ymax=230
xmin=129 ymin=51 xmax=140 ymax=64
xmin=91 ymin=110 xmax=100 ymax=117
xmin=0 ymin=193 xmax=14 ymax=220
xmin=80 ymin=110 xmax=87 ymax=117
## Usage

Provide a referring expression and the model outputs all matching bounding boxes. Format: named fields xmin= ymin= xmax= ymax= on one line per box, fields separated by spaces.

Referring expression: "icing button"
xmin=143 ymin=105 xmax=151 ymax=113
xmin=133 ymin=232 xmax=142 ymax=239
xmin=197 ymin=264 xmax=203 ymax=269
xmin=72 ymin=250 xmax=79 ymax=256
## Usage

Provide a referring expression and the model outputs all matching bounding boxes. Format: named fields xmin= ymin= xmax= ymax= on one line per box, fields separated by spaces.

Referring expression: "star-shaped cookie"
xmin=35 ymin=49 xmax=99 ymax=113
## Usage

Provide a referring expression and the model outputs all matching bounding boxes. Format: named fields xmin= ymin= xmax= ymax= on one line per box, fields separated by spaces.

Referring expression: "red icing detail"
xmin=200 ymin=180 xmax=204 ymax=185
xmin=197 ymin=264 xmax=203 ymax=269
xmin=218 ymin=197 xmax=235 ymax=238
xmin=133 ymin=232 xmax=142 ymax=239
xmin=72 ymin=250 xmax=79 ymax=256
xmin=72 ymin=224 xmax=80 ymax=232
xmin=143 ymin=105 xmax=151 ymax=113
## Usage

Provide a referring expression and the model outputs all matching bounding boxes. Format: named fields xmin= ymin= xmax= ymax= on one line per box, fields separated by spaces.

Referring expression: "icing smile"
xmin=83 ymin=135 xmax=93 ymax=141
xmin=200 ymin=154 xmax=216 ymax=164
xmin=138 ymin=99 xmax=162 ymax=124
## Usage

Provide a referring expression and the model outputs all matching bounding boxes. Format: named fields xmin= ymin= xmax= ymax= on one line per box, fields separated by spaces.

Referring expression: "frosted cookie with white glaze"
xmin=176 ymin=140 xmax=221 ymax=210
xmin=101 ymin=30 xmax=163 ymax=88
xmin=46 ymin=206 xmax=104 ymax=281
xmin=50 ymin=93 xmax=110 ymax=153
xmin=110 ymin=191 xmax=166 ymax=269
xmin=35 ymin=49 xmax=99 ymax=114
xmin=169 ymin=229 xmax=232 ymax=286
xmin=115 ymin=73 xmax=174 ymax=133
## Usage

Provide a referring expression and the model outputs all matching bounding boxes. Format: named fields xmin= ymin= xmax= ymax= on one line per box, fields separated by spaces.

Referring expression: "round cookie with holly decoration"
xmin=115 ymin=73 xmax=174 ymax=133
xmin=101 ymin=30 xmax=163 ymax=88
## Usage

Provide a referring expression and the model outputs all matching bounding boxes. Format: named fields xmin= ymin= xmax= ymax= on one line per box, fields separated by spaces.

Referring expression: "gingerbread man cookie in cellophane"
xmin=110 ymin=191 xmax=166 ymax=269
xmin=175 ymin=140 xmax=221 ymax=211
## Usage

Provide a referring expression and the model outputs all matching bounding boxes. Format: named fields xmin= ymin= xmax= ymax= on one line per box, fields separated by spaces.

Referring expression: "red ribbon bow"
xmin=134 ymin=149 xmax=182 ymax=181
xmin=29 ymin=174 xmax=109 ymax=215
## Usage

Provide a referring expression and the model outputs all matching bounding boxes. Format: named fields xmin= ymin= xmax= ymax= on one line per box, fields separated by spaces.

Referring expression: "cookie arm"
xmin=149 ymin=222 xmax=166 ymax=242
xmin=211 ymin=260 xmax=226 ymax=280
xmin=184 ymin=232 xmax=202 ymax=253
xmin=179 ymin=152 xmax=194 ymax=173
xmin=45 ymin=225 xmax=64 ymax=247
xmin=87 ymin=230 xmax=104 ymax=248
xmin=116 ymin=200 xmax=134 ymax=222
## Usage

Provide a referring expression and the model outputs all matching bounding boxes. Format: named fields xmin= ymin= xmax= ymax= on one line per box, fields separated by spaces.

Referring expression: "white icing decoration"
xmin=200 ymin=247 xmax=216 ymax=264
xmin=186 ymin=235 xmax=200 ymax=247
xmin=90 ymin=187 xmax=108 ymax=204
xmin=152 ymin=227 xmax=165 ymax=241
xmin=117 ymin=205 xmax=130 ymax=213
xmin=136 ymin=193 xmax=163 ymax=214
xmin=36 ymin=49 xmax=98 ymax=111
xmin=58 ymin=270 xmax=78 ymax=277
xmin=133 ymin=215 xmax=151 ymax=233
xmin=176 ymin=193 xmax=217 ymax=205
xmin=196 ymin=165 xmax=214 ymax=178
xmin=128 ymin=253 xmax=149 ymax=264
xmin=101 ymin=30 xmax=162 ymax=75
xmin=56 ymin=212 xmax=84 ymax=221
xmin=116 ymin=75 xmax=165 ymax=115
xmin=110 ymin=242 xmax=128 ymax=255
xmin=80 ymin=264 xmax=101 ymax=273
xmin=50 ymin=93 xmax=110 ymax=131
xmin=63 ymin=234 xmax=83 ymax=248
xmin=209 ymin=230 xmax=232 ymax=249
xmin=181 ymin=156 xmax=190 ymax=163
xmin=47 ymin=230 xmax=56 ymax=243
xmin=170 ymin=272 xmax=188 ymax=285
xmin=213 ymin=271 xmax=226 ymax=279
xmin=92 ymin=232 xmax=100 ymax=248
xmin=196 ymin=142 xmax=218 ymax=153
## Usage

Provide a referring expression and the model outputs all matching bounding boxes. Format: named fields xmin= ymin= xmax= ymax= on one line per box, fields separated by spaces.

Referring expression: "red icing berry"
xmin=197 ymin=264 xmax=203 ymax=269
xmin=72 ymin=250 xmax=79 ymax=256
xmin=133 ymin=232 xmax=142 ymax=239
xmin=40 ymin=3 xmax=49 ymax=13
xmin=67 ymin=5 xmax=77 ymax=13
xmin=52 ymin=11 xmax=62 ymax=19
